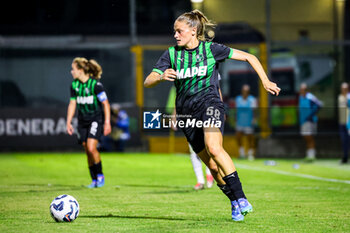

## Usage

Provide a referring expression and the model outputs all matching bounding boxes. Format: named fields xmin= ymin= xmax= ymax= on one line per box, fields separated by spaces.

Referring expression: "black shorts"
xmin=77 ymin=120 xmax=103 ymax=144
xmin=178 ymin=97 xmax=225 ymax=154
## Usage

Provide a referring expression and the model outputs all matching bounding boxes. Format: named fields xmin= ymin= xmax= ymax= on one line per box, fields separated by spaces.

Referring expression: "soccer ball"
xmin=50 ymin=194 xmax=80 ymax=222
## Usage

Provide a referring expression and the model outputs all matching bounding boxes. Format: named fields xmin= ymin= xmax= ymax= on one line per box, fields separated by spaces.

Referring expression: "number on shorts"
xmin=206 ymin=107 xmax=220 ymax=119
xmin=90 ymin=122 xmax=98 ymax=136
xmin=206 ymin=106 xmax=214 ymax=116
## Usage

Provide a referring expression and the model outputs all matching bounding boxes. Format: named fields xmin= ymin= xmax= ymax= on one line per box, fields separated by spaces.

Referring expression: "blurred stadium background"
xmin=0 ymin=0 xmax=349 ymax=158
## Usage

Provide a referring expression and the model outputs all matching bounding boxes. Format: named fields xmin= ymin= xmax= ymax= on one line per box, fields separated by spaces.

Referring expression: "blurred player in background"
xmin=110 ymin=103 xmax=130 ymax=152
xmin=299 ymin=83 xmax=322 ymax=161
xmin=167 ymin=86 xmax=214 ymax=190
xmin=144 ymin=10 xmax=280 ymax=221
xmin=99 ymin=104 xmax=130 ymax=152
xmin=338 ymin=83 xmax=349 ymax=164
xmin=66 ymin=57 xmax=111 ymax=188
xmin=235 ymin=84 xmax=257 ymax=160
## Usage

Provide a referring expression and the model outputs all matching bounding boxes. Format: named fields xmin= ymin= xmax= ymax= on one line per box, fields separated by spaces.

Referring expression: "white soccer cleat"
xmin=206 ymin=174 xmax=214 ymax=188
xmin=193 ymin=183 xmax=205 ymax=190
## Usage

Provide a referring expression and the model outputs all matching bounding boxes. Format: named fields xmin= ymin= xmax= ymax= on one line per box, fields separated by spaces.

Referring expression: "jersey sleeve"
xmin=94 ymin=81 xmax=108 ymax=102
xmin=307 ymin=93 xmax=322 ymax=107
xmin=70 ymin=85 xmax=76 ymax=100
xmin=152 ymin=49 xmax=172 ymax=75
xmin=210 ymin=42 xmax=234 ymax=62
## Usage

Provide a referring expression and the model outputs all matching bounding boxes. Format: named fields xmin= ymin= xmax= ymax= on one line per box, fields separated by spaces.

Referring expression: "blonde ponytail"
xmin=87 ymin=59 xmax=102 ymax=79
xmin=176 ymin=10 xmax=216 ymax=41
xmin=73 ymin=57 xmax=103 ymax=79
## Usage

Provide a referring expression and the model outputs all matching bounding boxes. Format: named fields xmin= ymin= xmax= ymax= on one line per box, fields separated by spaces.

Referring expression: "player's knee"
xmin=206 ymin=144 xmax=222 ymax=158
xmin=86 ymin=145 xmax=97 ymax=155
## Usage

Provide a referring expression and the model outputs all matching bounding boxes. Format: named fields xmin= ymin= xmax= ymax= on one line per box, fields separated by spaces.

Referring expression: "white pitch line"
xmin=237 ymin=164 xmax=350 ymax=185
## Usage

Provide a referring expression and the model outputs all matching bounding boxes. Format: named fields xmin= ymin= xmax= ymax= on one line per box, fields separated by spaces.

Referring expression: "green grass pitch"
xmin=0 ymin=153 xmax=349 ymax=232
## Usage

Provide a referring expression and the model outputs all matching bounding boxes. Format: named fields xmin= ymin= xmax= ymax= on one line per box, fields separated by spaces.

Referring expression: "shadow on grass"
xmin=145 ymin=189 xmax=195 ymax=194
xmin=0 ymin=183 xmax=85 ymax=193
xmin=119 ymin=184 xmax=199 ymax=194
xmin=120 ymin=184 xmax=192 ymax=189
xmin=80 ymin=213 xmax=190 ymax=221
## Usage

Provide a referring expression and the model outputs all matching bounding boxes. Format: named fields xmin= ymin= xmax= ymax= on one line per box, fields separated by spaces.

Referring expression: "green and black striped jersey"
xmin=152 ymin=41 xmax=233 ymax=110
xmin=70 ymin=78 xmax=108 ymax=122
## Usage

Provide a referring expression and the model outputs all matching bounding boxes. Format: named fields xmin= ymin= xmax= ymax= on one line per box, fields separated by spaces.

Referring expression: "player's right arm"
xmin=144 ymin=69 xmax=177 ymax=88
xmin=144 ymin=49 xmax=176 ymax=88
xmin=66 ymin=99 xmax=76 ymax=135
xmin=67 ymin=84 xmax=77 ymax=135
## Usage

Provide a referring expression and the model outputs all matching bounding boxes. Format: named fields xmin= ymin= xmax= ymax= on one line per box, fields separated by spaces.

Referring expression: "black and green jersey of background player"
xmin=70 ymin=78 xmax=108 ymax=123
xmin=152 ymin=41 xmax=232 ymax=110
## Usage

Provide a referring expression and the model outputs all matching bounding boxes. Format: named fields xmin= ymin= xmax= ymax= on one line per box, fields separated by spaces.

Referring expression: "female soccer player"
xmin=66 ymin=57 xmax=111 ymax=188
xmin=144 ymin=10 xmax=280 ymax=221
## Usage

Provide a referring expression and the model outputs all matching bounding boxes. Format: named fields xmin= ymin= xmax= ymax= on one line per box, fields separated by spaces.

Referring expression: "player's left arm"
xmin=95 ymin=82 xmax=111 ymax=136
xmin=307 ymin=94 xmax=323 ymax=120
xmin=101 ymin=100 xmax=111 ymax=136
xmin=229 ymin=49 xmax=281 ymax=96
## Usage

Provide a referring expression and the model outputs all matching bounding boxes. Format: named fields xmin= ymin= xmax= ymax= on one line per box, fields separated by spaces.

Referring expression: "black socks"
xmin=222 ymin=171 xmax=246 ymax=200
xmin=89 ymin=162 xmax=103 ymax=181
xmin=94 ymin=162 xmax=102 ymax=175
xmin=218 ymin=184 xmax=236 ymax=201
xmin=89 ymin=166 xmax=97 ymax=180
